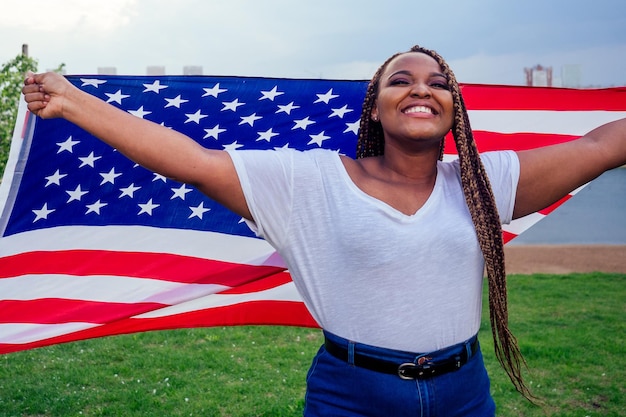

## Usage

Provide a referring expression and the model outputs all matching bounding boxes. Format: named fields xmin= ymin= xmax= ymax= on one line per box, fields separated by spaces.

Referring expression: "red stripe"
xmin=460 ymin=84 xmax=626 ymax=111
xmin=444 ymin=131 xmax=579 ymax=154
xmin=0 ymin=300 xmax=318 ymax=355
xmin=0 ymin=250 xmax=285 ymax=286
xmin=538 ymin=194 xmax=572 ymax=215
xmin=0 ymin=299 xmax=165 ymax=324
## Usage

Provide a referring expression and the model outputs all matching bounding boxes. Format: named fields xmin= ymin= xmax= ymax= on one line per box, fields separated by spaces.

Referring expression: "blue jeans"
xmin=304 ymin=332 xmax=495 ymax=416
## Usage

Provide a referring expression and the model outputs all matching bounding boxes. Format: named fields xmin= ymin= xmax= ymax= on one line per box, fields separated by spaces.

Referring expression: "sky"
xmin=1 ymin=0 xmax=626 ymax=87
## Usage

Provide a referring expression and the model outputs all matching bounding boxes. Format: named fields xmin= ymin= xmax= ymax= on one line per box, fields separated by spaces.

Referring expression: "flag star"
xmin=80 ymin=78 xmax=107 ymax=88
xmin=33 ymin=203 xmax=55 ymax=222
xmin=119 ymin=183 xmax=141 ymax=198
xmin=276 ymin=101 xmax=300 ymax=115
xmin=314 ymin=89 xmax=339 ymax=104
xmin=260 ymin=86 xmax=284 ymax=101
xmin=78 ymin=152 xmax=102 ymax=168
xmin=222 ymin=99 xmax=245 ymax=112
xmin=308 ymin=131 xmax=331 ymax=147
xmin=86 ymin=200 xmax=107 ymax=215
xmin=203 ymin=83 xmax=227 ymax=97
xmin=143 ymin=80 xmax=168 ymax=93
xmin=66 ymin=185 xmax=89 ymax=203
xmin=99 ymin=168 xmax=123 ymax=185
xmin=330 ymin=104 xmax=353 ymax=118
xmin=222 ymin=141 xmax=244 ymax=151
xmin=105 ymin=89 xmax=130 ymax=104
xmin=344 ymin=120 xmax=360 ymax=135
xmin=164 ymin=95 xmax=189 ymax=108
xmin=185 ymin=109 xmax=209 ymax=124
xmin=138 ymin=198 xmax=160 ymax=215
xmin=128 ymin=106 xmax=152 ymax=119
xmin=188 ymin=202 xmax=211 ymax=219
xmin=292 ymin=116 xmax=315 ymax=130
xmin=153 ymin=173 xmax=167 ymax=182
xmin=239 ymin=113 xmax=262 ymax=127
xmin=257 ymin=128 xmax=279 ymax=142
xmin=204 ymin=124 xmax=227 ymax=140
xmin=274 ymin=143 xmax=293 ymax=150
xmin=56 ymin=136 xmax=80 ymax=153
xmin=171 ymin=184 xmax=193 ymax=200
xmin=44 ymin=169 xmax=67 ymax=186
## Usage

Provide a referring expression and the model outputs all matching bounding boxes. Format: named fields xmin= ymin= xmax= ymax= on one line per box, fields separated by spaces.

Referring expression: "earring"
xmin=372 ymin=115 xmax=379 ymax=122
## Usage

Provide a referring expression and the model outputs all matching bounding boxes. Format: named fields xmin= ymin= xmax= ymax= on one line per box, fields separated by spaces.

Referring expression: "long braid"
xmin=357 ymin=45 xmax=533 ymax=399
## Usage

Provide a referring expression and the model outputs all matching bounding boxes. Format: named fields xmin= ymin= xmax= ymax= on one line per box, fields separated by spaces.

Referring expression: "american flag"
xmin=1 ymin=75 xmax=625 ymax=354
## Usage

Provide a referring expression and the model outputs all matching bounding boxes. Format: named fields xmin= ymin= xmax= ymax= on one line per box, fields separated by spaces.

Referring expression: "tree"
xmin=0 ymin=52 xmax=38 ymax=178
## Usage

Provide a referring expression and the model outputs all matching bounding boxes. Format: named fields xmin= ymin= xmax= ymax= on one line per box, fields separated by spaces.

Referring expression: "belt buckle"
xmin=397 ymin=362 xmax=418 ymax=380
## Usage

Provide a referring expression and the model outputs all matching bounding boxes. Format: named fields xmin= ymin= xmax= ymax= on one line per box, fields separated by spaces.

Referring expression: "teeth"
xmin=404 ymin=106 xmax=433 ymax=114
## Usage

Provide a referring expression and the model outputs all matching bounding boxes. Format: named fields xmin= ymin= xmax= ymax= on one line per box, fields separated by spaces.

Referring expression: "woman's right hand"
xmin=22 ymin=71 xmax=72 ymax=119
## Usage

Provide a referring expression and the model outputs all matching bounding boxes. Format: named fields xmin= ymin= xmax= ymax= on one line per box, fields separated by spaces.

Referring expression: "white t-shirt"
xmin=227 ymin=148 xmax=519 ymax=352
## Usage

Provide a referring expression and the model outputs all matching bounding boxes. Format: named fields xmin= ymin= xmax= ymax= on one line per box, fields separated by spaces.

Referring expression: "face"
xmin=371 ymin=52 xmax=454 ymax=149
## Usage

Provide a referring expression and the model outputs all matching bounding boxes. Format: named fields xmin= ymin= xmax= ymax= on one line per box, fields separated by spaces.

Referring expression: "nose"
xmin=410 ymin=82 xmax=431 ymax=98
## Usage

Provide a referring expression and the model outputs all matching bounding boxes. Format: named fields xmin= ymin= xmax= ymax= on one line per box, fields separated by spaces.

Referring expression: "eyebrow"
xmin=387 ymin=70 xmax=447 ymax=79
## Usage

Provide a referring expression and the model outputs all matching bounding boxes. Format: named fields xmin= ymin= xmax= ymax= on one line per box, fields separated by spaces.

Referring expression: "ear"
xmin=370 ymin=104 xmax=379 ymax=122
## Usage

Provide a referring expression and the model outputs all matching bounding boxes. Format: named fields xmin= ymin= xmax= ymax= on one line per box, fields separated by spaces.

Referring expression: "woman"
xmin=23 ymin=45 xmax=626 ymax=416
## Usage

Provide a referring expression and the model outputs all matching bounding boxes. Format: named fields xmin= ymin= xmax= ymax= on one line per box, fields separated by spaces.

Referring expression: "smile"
xmin=403 ymin=105 xmax=435 ymax=115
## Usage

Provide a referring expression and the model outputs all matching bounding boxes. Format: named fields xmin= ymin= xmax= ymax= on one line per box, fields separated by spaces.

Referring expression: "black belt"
xmin=324 ymin=337 xmax=478 ymax=380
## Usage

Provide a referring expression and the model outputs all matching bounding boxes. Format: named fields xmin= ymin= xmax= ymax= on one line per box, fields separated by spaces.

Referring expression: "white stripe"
xmin=0 ymin=274 xmax=228 ymax=304
xmin=134 ymin=281 xmax=303 ymax=318
xmin=0 ymin=225 xmax=285 ymax=267
xmin=468 ymin=110 xmax=626 ymax=135
xmin=0 ymin=322 xmax=99 ymax=344
xmin=503 ymin=212 xmax=546 ymax=236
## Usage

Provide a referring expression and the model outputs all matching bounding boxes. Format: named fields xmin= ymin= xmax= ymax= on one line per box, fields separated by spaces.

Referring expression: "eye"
xmin=389 ymin=77 xmax=410 ymax=86
xmin=431 ymin=81 xmax=449 ymax=90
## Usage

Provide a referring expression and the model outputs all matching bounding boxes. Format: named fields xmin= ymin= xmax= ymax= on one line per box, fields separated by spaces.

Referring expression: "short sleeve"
xmin=480 ymin=150 xmax=520 ymax=224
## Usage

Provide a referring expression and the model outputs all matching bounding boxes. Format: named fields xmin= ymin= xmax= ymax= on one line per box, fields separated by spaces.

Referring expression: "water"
xmin=510 ymin=167 xmax=626 ymax=245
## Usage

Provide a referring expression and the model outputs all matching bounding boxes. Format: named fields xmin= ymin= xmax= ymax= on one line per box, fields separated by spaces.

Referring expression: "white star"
xmin=143 ymin=80 xmax=168 ymax=93
xmin=292 ymin=117 xmax=315 ymax=130
xmin=274 ymin=143 xmax=293 ymax=151
xmin=276 ymin=102 xmax=300 ymax=115
xmin=222 ymin=99 xmax=245 ymax=112
xmin=203 ymin=83 xmax=227 ymax=97
xmin=260 ymin=86 xmax=284 ymax=101
xmin=204 ymin=124 xmax=226 ymax=140
xmin=164 ymin=95 xmax=189 ymax=108
xmin=105 ymin=89 xmax=130 ymax=104
xmin=222 ymin=141 xmax=244 ymax=151
xmin=138 ymin=198 xmax=160 ymax=215
xmin=239 ymin=113 xmax=262 ymax=127
xmin=171 ymin=184 xmax=193 ymax=200
xmin=188 ymin=202 xmax=211 ymax=219
xmin=33 ymin=203 xmax=54 ymax=222
xmin=44 ymin=170 xmax=67 ymax=187
xmin=152 ymin=173 xmax=167 ymax=182
xmin=314 ymin=89 xmax=339 ymax=104
xmin=78 ymin=152 xmax=101 ymax=168
xmin=257 ymin=128 xmax=279 ymax=142
xmin=344 ymin=120 xmax=360 ymax=135
xmin=66 ymin=185 xmax=89 ymax=202
xmin=56 ymin=136 xmax=80 ymax=153
xmin=119 ymin=183 xmax=141 ymax=198
xmin=185 ymin=109 xmax=208 ymax=124
xmin=86 ymin=200 xmax=107 ymax=215
xmin=128 ymin=106 xmax=152 ymax=119
xmin=80 ymin=78 xmax=107 ymax=88
xmin=99 ymin=168 xmax=122 ymax=185
xmin=308 ymin=131 xmax=331 ymax=147
xmin=330 ymin=105 xmax=353 ymax=119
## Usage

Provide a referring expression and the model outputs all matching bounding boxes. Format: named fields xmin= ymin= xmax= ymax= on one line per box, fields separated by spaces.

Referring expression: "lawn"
xmin=1 ymin=272 xmax=624 ymax=416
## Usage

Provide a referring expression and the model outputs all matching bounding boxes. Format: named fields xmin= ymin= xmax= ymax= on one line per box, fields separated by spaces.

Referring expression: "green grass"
xmin=1 ymin=273 xmax=624 ymax=416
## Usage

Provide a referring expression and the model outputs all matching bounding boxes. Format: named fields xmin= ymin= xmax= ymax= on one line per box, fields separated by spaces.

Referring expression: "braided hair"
xmin=357 ymin=45 xmax=532 ymax=399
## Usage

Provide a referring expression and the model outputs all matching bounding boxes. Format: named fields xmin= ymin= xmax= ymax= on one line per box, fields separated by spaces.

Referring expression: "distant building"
xmin=183 ymin=65 xmax=203 ymax=75
xmin=561 ymin=65 xmax=582 ymax=88
xmin=97 ymin=66 xmax=117 ymax=75
xmin=525 ymin=65 xmax=552 ymax=87
xmin=146 ymin=66 xmax=166 ymax=76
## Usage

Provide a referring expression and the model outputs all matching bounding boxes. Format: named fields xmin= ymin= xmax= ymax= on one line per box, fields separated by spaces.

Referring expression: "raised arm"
xmin=513 ymin=117 xmax=626 ymax=219
xmin=23 ymin=72 xmax=251 ymax=220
